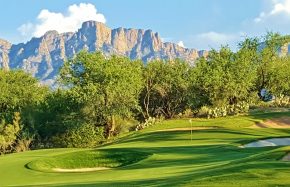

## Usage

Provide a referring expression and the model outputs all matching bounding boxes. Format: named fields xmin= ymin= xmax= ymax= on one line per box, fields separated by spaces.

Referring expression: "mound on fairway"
xmin=26 ymin=149 xmax=152 ymax=173
xmin=251 ymin=117 xmax=290 ymax=128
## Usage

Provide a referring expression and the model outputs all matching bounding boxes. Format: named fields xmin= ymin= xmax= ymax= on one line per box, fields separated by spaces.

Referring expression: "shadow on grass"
xmin=18 ymin=113 xmax=290 ymax=187
xmin=23 ymin=157 xmax=290 ymax=187
xmin=19 ymin=139 xmax=290 ymax=186
xmin=248 ymin=111 xmax=290 ymax=121
xmin=113 ymin=128 xmax=289 ymax=146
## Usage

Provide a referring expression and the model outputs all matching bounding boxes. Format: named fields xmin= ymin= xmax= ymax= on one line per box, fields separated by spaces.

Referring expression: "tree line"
xmin=1 ymin=33 xmax=290 ymax=153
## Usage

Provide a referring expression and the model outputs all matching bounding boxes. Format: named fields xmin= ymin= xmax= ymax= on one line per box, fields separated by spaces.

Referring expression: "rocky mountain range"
xmin=0 ymin=21 xmax=208 ymax=85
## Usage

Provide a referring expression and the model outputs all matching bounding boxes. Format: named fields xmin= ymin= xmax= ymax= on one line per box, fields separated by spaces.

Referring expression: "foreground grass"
xmin=0 ymin=111 xmax=290 ymax=186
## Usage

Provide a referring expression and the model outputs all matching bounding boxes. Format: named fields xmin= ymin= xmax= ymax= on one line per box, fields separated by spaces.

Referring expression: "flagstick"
xmin=189 ymin=119 xmax=192 ymax=141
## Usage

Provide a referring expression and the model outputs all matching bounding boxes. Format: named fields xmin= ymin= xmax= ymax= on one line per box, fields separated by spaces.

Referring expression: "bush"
xmin=14 ymin=130 xmax=34 ymax=153
xmin=111 ymin=117 xmax=139 ymax=136
xmin=180 ymin=109 xmax=194 ymax=118
xmin=208 ymin=106 xmax=228 ymax=118
xmin=52 ymin=123 xmax=104 ymax=148
xmin=0 ymin=112 xmax=22 ymax=154
xmin=196 ymin=106 xmax=211 ymax=118
xmin=135 ymin=117 xmax=163 ymax=131
xmin=227 ymin=102 xmax=249 ymax=115
xmin=196 ymin=102 xmax=250 ymax=119
xmin=273 ymin=95 xmax=290 ymax=107
xmin=250 ymin=95 xmax=290 ymax=111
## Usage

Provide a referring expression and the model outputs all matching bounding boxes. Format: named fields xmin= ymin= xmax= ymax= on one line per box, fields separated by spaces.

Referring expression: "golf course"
xmin=2 ymin=1 xmax=290 ymax=186
xmin=1 ymin=110 xmax=290 ymax=187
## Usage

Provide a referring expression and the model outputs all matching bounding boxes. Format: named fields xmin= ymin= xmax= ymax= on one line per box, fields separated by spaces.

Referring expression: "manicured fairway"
xmin=0 ymin=111 xmax=290 ymax=186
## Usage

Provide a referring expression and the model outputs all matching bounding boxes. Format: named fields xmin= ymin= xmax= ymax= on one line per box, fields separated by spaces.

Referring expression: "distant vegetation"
xmin=1 ymin=33 xmax=290 ymax=154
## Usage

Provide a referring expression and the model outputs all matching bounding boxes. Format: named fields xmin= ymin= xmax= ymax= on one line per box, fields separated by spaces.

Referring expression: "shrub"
xmin=208 ymin=106 xmax=228 ymax=118
xmin=196 ymin=106 xmax=211 ymax=118
xmin=14 ymin=130 xmax=34 ymax=153
xmin=228 ymin=102 xmax=249 ymax=115
xmin=111 ymin=116 xmax=139 ymax=136
xmin=52 ymin=123 xmax=104 ymax=148
xmin=0 ymin=112 xmax=22 ymax=154
xmin=273 ymin=95 xmax=290 ymax=107
xmin=250 ymin=95 xmax=290 ymax=110
xmin=181 ymin=109 xmax=194 ymax=118
xmin=196 ymin=102 xmax=250 ymax=119
xmin=135 ymin=117 xmax=163 ymax=131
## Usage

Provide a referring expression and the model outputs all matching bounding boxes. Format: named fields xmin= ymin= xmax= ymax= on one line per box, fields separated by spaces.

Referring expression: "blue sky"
xmin=0 ymin=0 xmax=289 ymax=50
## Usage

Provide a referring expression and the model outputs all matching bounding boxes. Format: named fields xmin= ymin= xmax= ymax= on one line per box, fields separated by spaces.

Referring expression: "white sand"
xmin=251 ymin=117 xmax=290 ymax=128
xmin=243 ymin=138 xmax=290 ymax=148
xmin=52 ymin=167 xmax=110 ymax=172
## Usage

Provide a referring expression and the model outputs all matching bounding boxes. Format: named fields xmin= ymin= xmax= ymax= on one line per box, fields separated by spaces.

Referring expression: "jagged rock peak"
xmin=0 ymin=39 xmax=12 ymax=50
xmin=43 ymin=30 xmax=59 ymax=37
xmin=0 ymin=21 xmax=209 ymax=86
xmin=81 ymin=20 xmax=108 ymax=28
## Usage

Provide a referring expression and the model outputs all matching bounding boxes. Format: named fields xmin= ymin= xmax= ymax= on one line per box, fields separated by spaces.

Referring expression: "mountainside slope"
xmin=0 ymin=21 xmax=207 ymax=85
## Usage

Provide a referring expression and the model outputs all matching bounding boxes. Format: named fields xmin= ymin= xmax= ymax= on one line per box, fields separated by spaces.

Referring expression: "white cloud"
xmin=177 ymin=41 xmax=185 ymax=48
xmin=186 ymin=1 xmax=290 ymax=50
xmin=244 ymin=0 xmax=290 ymax=37
xmin=270 ymin=0 xmax=290 ymax=15
xmin=255 ymin=0 xmax=290 ymax=23
xmin=18 ymin=3 xmax=106 ymax=38
xmin=18 ymin=23 xmax=34 ymax=36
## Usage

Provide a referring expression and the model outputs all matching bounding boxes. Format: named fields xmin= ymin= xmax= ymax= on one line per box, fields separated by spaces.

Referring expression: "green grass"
xmin=0 ymin=111 xmax=290 ymax=186
xmin=26 ymin=149 xmax=152 ymax=172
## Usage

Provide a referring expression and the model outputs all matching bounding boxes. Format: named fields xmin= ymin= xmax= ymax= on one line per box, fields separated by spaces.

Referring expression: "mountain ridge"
xmin=0 ymin=21 xmax=207 ymax=85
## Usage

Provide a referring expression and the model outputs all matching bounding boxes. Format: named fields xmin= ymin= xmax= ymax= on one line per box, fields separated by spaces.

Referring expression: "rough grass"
xmin=0 ymin=110 xmax=290 ymax=186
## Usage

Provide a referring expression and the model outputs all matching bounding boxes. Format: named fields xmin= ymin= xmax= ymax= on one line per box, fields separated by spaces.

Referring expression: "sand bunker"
xmin=52 ymin=167 xmax=110 ymax=172
xmin=251 ymin=117 xmax=290 ymax=128
xmin=243 ymin=138 xmax=290 ymax=148
xmin=282 ymin=153 xmax=290 ymax=161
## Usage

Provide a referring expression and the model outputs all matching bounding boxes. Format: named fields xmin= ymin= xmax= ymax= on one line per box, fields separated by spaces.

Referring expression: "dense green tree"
xmin=0 ymin=70 xmax=47 ymax=117
xmin=257 ymin=34 xmax=290 ymax=98
xmin=141 ymin=60 xmax=191 ymax=119
xmin=237 ymin=33 xmax=290 ymax=100
xmin=193 ymin=45 xmax=258 ymax=108
xmin=33 ymin=89 xmax=82 ymax=145
xmin=0 ymin=70 xmax=48 ymax=152
xmin=0 ymin=112 xmax=21 ymax=154
xmin=60 ymin=51 xmax=143 ymax=138
xmin=1 ymin=33 xmax=290 ymax=151
xmin=192 ymin=33 xmax=290 ymax=114
xmin=268 ymin=57 xmax=290 ymax=96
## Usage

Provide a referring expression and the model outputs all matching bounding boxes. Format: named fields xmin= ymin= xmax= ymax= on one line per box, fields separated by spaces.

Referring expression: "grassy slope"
xmin=0 ymin=111 xmax=290 ymax=186
xmin=27 ymin=149 xmax=152 ymax=172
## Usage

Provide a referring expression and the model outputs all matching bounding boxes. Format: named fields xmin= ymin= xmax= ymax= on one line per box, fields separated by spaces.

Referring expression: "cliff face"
xmin=0 ymin=21 xmax=207 ymax=85
xmin=280 ymin=42 xmax=290 ymax=56
xmin=0 ymin=39 xmax=11 ymax=71
xmin=65 ymin=21 xmax=205 ymax=62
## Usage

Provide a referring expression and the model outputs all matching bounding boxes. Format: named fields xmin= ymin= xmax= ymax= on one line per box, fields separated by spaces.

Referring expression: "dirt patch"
xmin=282 ymin=153 xmax=290 ymax=161
xmin=157 ymin=127 xmax=217 ymax=132
xmin=52 ymin=167 xmax=110 ymax=172
xmin=251 ymin=117 xmax=290 ymax=128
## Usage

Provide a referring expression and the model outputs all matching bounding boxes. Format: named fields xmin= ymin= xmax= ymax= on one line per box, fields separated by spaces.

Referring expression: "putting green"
xmin=0 ymin=111 xmax=290 ymax=186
